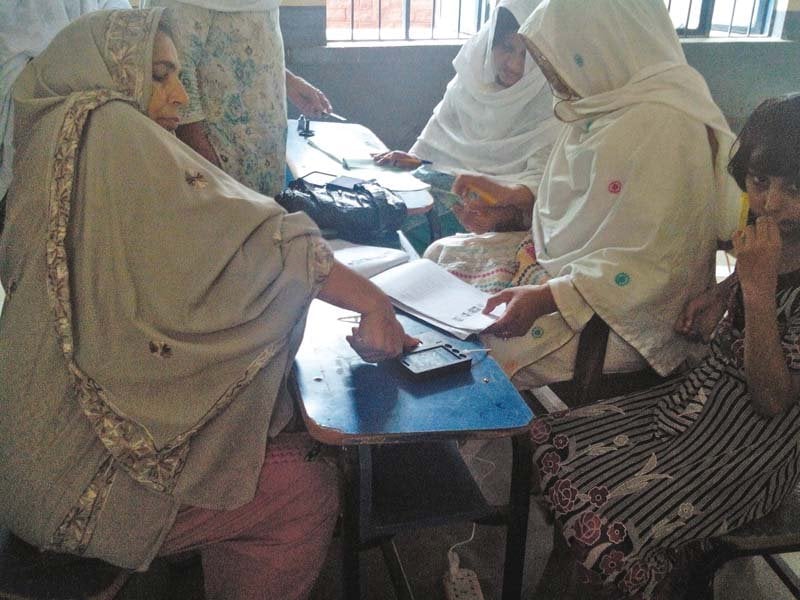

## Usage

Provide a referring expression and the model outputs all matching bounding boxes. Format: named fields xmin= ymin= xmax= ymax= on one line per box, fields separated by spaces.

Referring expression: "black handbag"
xmin=276 ymin=177 xmax=407 ymax=243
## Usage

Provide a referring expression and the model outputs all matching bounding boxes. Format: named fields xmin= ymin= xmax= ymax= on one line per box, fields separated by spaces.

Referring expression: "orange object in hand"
xmin=464 ymin=185 xmax=498 ymax=206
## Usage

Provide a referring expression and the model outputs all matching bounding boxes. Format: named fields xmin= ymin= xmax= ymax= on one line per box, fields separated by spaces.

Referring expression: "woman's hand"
xmin=318 ymin=260 xmax=420 ymax=362
xmin=451 ymin=202 xmax=520 ymax=234
xmin=674 ymin=285 xmax=728 ymax=343
xmin=346 ymin=302 xmax=420 ymax=363
xmin=481 ymin=285 xmax=556 ymax=338
xmin=734 ymin=216 xmax=781 ymax=301
xmin=372 ymin=150 xmax=422 ymax=169
xmin=451 ymin=174 xmax=533 ymax=233
xmin=286 ymin=70 xmax=332 ymax=118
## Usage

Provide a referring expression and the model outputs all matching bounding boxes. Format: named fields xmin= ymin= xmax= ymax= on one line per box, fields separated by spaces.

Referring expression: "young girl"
xmin=532 ymin=94 xmax=800 ymax=599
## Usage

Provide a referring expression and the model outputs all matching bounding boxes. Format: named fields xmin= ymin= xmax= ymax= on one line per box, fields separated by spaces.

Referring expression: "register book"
xmin=370 ymin=259 xmax=500 ymax=339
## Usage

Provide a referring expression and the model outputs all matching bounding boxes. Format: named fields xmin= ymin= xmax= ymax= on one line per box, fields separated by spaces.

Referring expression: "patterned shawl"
xmin=0 ymin=9 xmax=330 ymax=568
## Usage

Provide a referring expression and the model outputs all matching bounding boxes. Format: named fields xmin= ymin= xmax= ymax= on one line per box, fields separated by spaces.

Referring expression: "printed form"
xmin=371 ymin=259 xmax=501 ymax=339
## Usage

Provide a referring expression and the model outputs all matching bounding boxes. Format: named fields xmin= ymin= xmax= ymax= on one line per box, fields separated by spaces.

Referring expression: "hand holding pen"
xmin=372 ymin=150 xmax=432 ymax=170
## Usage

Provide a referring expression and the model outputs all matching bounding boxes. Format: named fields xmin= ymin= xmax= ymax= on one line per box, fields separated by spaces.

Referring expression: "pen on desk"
xmin=462 ymin=348 xmax=491 ymax=354
xmin=307 ymin=139 xmax=348 ymax=169
xmin=323 ymin=111 xmax=347 ymax=122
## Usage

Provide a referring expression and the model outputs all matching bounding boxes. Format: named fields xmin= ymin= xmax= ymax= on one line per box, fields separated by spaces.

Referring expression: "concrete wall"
xmin=283 ymin=6 xmax=800 ymax=150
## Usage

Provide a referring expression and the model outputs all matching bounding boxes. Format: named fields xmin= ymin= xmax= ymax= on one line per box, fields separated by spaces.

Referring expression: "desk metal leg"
xmin=341 ymin=446 xmax=362 ymax=599
xmin=380 ymin=539 xmax=415 ymax=600
xmin=502 ymin=433 xmax=533 ymax=600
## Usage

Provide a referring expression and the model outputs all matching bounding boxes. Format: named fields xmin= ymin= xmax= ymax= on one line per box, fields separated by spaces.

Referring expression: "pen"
xmin=307 ymin=139 xmax=349 ymax=169
xmin=323 ymin=112 xmax=347 ymax=122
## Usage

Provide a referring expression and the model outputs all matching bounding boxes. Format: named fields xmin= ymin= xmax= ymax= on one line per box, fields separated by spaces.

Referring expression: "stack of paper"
xmin=370 ymin=259 xmax=500 ymax=339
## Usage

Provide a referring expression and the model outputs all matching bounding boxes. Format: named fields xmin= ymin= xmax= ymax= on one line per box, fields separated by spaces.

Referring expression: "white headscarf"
xmin=523 ymin=0 xmax=739 ymax=239
xmin=0 ymin=0 xmax=130 ymax=200
xmin=411 ymin=0 xmax=561 ymax=191
xmin=514 ymin=0 xmax=741 ymax=376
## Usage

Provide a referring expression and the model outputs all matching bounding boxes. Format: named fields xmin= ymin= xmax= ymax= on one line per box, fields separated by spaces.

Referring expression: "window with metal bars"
xmin=326 ymin=0 xmax=776 ymax=42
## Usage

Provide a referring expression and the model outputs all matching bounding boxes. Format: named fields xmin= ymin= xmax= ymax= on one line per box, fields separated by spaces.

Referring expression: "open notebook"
xmin=331 ymin=243 xmax=500 ymax=339
xmin=370 ymin=259 xmax=500 ymax=339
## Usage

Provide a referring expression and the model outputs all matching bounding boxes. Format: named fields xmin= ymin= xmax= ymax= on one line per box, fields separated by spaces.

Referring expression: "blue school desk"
xmin=291 ymin=300 xmax=534 ymax=599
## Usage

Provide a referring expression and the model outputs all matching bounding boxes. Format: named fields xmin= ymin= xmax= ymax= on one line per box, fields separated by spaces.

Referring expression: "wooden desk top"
xmin=293 ymin=300 xmax=533 ymax=446
xmin=286 ymin=119 xmax=434 ymax=215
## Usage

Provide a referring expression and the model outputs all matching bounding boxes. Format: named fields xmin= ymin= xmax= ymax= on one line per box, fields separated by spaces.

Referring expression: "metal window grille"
xmin=326 ymin=0 xmax=775 ymax=42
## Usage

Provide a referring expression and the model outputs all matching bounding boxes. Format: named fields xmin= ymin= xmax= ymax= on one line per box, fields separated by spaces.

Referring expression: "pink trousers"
xmin=158 ymin=433 xmax=339 ymax=600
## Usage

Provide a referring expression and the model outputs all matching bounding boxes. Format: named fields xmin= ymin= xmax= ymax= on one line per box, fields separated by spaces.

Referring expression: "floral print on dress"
xmin=529 ymin=269 xmax=800 ymax=599
xmin=167 ymin=7 xmax=287 ymax=196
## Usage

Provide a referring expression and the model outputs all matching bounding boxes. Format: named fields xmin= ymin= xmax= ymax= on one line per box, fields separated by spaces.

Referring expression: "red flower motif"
xmin=573 ymin=510 xmax=603 ymax=546
xmin=549 ymin=478 xmax=579 ymax=513
xmin=606 ymin=521 xmax=628 ymax=544
xmin=600 ymin=550 xmax=626 ymax=576
xmin=608 ymin=180 xmax=623 ymax=194
xmin=526 ymin=244 xmax=536 ymax=259
xmin=588 ymin=485 xmax=609 ymax=508
xmin=540 ymin=451 xmax=562 ymax=475
xmin=621 ymin=559 xmax=651 ymax=595
xmin=553 ymin=434 xmax=569 ymax=449
xmin=530 ymin=419 xmax=552 ymax=444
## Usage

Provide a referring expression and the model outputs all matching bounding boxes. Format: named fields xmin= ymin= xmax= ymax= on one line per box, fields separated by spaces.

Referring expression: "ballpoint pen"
xmin=307 ymin=139 xmax=349 ymax=168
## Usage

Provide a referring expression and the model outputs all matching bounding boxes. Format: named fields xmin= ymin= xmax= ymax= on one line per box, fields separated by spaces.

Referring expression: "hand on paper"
xmin=372 ymin=150 xmax=423 ymax=170
xmin=481 ymin=285 xmax=556 ymax=338
xmin=346 ymin=303 xmax=421 ymax=362
xmin=286 ymin=70 xmax=332 ymax=118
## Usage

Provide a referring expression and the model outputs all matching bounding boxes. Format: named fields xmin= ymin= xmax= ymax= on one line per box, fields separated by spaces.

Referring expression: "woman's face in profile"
xmin=147 ymin=30 xmax=189 ymax=131
xmin=492 ymin=32 xmax=527 ymax=88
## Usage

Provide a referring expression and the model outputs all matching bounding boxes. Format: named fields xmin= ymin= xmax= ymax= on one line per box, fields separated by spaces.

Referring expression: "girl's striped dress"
xmin=533 ymin=269 xmax=800 ymax=599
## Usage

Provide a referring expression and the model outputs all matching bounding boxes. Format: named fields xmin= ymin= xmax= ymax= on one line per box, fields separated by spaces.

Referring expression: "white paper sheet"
xmin=371 ymin=259 xmax=501 ymax=339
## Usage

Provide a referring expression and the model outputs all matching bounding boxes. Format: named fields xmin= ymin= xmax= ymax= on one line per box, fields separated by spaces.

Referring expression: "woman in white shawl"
xmin=374 ymin=0 xmax=562 ymax=251
xmin=0 ymin=9 xmax=415 ymax=599
xmin=478 ymin=0 xmax=741 ymax=390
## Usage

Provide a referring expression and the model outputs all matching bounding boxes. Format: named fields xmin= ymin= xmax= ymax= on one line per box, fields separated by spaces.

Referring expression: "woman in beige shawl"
xmin=0 ymin=9 xmax=415 ymax=599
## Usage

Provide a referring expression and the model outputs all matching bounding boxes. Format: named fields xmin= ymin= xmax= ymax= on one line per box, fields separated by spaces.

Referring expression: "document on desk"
xmin=304 ymin=126 xmax=430 ymax=192
xmin=328 ymin=239 xmax=410 ymax=278
xmin=370 ymin=259 xmax=501 ymax=339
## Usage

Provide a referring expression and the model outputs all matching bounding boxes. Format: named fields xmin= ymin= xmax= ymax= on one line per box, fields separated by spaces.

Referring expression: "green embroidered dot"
xmin=531 ymin=326 xmax=544 ymax=338
xmin=614 ymin=272 xmax=631 ymax=287
xmin=584 ymin=119 xmax=594 ymax=132
xmin=574 ymin=53 xmax=585 ymax=67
